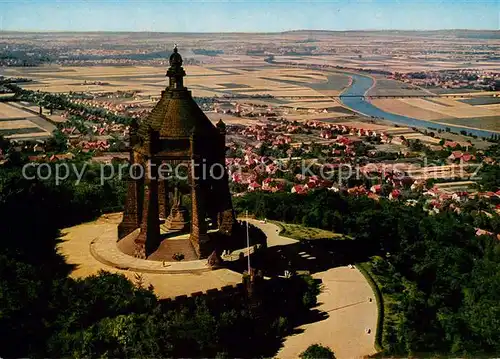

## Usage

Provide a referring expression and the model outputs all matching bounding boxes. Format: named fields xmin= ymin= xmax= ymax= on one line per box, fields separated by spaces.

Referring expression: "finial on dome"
xmin=169 ymin=45 xmax=183 ymax=66
xmin=167 ymin=44 xmax=186 ymax=89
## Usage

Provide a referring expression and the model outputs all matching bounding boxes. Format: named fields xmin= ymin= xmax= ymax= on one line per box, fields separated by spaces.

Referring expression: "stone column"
xmin=189 ymin=133 xmax=211 ymax=258
xmin=158 ymin=176 xmax=169 ymax=219
xmin=118 ymin=178 xmax=141 ymax=239
xmin=189 ymin=178 xmax=211 ymax=258
xmin=118 ymin=150 xmax=143 ymax=239
xmin=215 ymin=126 xmax=236 ymax=234
xmin=134 ymin=160 xmax=161 ymax=258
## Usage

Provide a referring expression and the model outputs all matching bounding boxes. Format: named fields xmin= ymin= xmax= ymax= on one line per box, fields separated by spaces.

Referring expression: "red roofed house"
xmin=231 ymin=173 xmax=242 ymax=183
xmin=370 ymin=184 xmax=382 ymax=194
xmin=461 ymin=153 xmax=476 ymax=162
xmin=389 ymin=189 xmax=402 ymax=200
xmin=248 ymin=182 xmax=261 ymax=192
xmin=448 ymin=151 xmax=463 ymax=161
xmin=443 ymin=141 xmax=458 ymax=148
xmin=291 ymin=184 xmax=307 ymax=194
xmin=475 ymin=228 xmax=494 ymax=237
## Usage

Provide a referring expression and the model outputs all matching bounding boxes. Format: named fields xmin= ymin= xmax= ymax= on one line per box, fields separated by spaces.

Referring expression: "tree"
xmin=0 ymin=135 xmax=10 ymax=152
xmin=300 ymin=344 xmax=335 ymax=359
xmin=477 ymin=164 xmax=500 ymax=191
xmin=46 ymin=128 xmax=68 ymax=152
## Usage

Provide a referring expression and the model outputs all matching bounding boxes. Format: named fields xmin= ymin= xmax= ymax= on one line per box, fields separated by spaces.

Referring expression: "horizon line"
xmin=1 ymin=28 xmax=498 ymax=34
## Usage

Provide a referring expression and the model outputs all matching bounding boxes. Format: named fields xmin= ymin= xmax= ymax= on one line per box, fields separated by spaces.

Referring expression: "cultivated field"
xmin=370 ymin=97 xmax=500 ymax=132
xmin=334 ymin=121 xmax=396 ymax=131
xmin=401 ymin=98 xmax=498 ymax=118
xmin=0 ymin=103 xmax=53 ymax=139
xmin=4 ymin=65 xmax=326 ymax=98
xmin=274 ymin=52 xmax=500 ymax=74
xmin=435 ymin=116 xmax=500 ymax=132
xmin=4 ymin=32 xmax=498 ymax=135
xmin=4 ymin=63 xmax=359 ymax=116
xmin=459 ymin=97 xmax=500 ymax=106
xmin=370 ymin=99 xmax=445 ymax=120
xmin=367 ymin=79 xmax=431 ymax=97
xmin=0 ymin=102 xmax=37 ymax=118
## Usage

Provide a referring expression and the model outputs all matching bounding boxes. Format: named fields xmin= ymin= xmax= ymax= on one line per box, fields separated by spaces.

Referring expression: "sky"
xmin=0 ymin=0 xmax=498 ymax=32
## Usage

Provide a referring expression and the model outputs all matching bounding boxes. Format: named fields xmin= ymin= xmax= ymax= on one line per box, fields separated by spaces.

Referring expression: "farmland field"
xmin=370 ymin=94 xmax=500 ymax=132
xmin=369 ymin=99 xmax=446 ymax=120
xmin=367 ymin=79 xmax=430 ymax=97
xmin=0 ymin=127 xmax=47 ymax=136
xmin=3 ymin=56 xmax=498 ymax=137
xmin=459 ymin=96 xmax=500 ymax=106
xmin=423 ymin=98 xmax=454 ymax=107
xmin=273 ymin=54 xmax=500 ymax=74
xmin=400 ymin=98 xmax=495 ymax=118
xmin=0 ymin=103 xmax=54 ymax=139
xmin=435 ymin=116 xmax=500 ymax=132
xmin=308 ymin=73 xmax=351 ymax=93
xmin=218 ymin=83 xmax=252 ymax=89
xmin=429 ymin=87 xmax=486 ymax=95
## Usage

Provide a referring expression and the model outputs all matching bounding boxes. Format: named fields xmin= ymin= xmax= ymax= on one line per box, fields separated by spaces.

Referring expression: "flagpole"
xmin=246 ymin=210 xmax=251 ymax=274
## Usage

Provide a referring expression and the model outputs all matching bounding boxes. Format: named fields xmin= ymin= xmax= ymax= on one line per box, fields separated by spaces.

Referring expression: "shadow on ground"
xmin=222 ymin=237 xmax=378 ymax=358
xmin=226 ymin=238 xmax=377 ymax=276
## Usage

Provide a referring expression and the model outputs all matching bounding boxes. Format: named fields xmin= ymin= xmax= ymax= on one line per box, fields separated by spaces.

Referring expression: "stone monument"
xmin=118 ymin=46 xmax=237 ymax=259
xmin=165 ymin=185 xmax=189 ymax=231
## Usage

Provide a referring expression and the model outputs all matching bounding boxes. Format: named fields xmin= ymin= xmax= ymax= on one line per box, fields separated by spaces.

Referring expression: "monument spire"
xmin=167 ymin=44 xmax=186 ymax=89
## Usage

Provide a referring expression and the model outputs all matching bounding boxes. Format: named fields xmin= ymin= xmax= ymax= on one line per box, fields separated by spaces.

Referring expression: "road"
xmin=276 ymin=266 xmax=377 ymax=359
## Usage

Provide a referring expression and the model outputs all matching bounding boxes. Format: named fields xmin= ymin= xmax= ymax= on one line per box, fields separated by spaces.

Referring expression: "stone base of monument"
xmin=91 ymin=228 xmax=211 ymax=274
xmin=149 ymin=233 xmax=198 ymax=262
xmin=87 ymin=218 xmax=263 ymax=274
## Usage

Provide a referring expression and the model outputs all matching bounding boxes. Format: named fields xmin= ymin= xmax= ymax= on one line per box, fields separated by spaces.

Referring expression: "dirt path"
xmin=246 ymin=219 xmax=298 ymax=247
xmin=276 ymin=266 xmax=377 ymax=359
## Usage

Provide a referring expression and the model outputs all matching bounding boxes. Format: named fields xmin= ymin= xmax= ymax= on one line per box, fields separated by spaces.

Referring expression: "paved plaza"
xmin=58 ymin=213 xmax=242 ymax=298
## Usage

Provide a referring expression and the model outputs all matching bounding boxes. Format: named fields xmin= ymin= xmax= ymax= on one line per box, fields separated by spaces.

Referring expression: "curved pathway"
xmin=246 ymin=219 xmax=299 ymax=247
xmin=276 ymin=266 xmax=377 ymax=359
xmin=246 ymin=220 xmax=377 ymax=359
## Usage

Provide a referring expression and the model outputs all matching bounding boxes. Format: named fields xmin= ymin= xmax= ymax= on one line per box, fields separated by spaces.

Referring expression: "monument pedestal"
xmin=165 ymin=206 xmax=189 ymax=231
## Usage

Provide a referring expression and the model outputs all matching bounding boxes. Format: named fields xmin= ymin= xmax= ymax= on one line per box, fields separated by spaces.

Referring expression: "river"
xmin=339 ymin=73 xmax=497 ymax=139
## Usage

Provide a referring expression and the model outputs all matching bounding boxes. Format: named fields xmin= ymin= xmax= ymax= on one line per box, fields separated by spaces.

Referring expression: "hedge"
xmin=356 ymin=262 xmax=384 ymax=353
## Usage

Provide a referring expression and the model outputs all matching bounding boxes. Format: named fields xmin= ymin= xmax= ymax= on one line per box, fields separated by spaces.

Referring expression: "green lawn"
xmin=272 ymin=221 xmax=343 ymax=240
xmin=356 ymin=262 xmax=385 ymax=352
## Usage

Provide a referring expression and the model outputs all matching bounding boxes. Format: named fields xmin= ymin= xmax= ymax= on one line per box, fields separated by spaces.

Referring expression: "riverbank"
xmin=339 ymin=72 xmax=499 ymax=138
